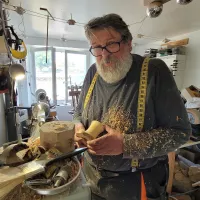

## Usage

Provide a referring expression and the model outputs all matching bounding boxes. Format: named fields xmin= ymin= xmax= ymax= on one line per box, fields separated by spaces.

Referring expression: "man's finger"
xmin=74 ymin=135 xmax=83 ymax=142
xmin=87 ymin=143 xmax=105 ymax=151
xmin=88 ymin=148 xmax=107 ymax=155
xmin=88 ymin=149 xmax=97 ymax=155
xmin=93 ymin=149 xmax=109 ymax=155
xmin=82 ymin=139 xmax=87 ymax=146
xmin=105 ymin=125 xmax=113 ymax=133
xmin=87 ymin=135 xmax=107 ymax=146
xmin=75 ymin=123 xmax=85 ymax=133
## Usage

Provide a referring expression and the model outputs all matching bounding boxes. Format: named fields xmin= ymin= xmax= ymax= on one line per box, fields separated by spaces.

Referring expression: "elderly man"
xmin=73 ymin=14 xmax=191 ymax=200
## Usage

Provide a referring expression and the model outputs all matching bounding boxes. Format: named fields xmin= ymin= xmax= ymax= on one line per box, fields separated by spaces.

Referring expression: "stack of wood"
xmin=172 ymin=156 xmax=200 ymax=200
xmin=173 ymin=161 xmax=193 ymax=192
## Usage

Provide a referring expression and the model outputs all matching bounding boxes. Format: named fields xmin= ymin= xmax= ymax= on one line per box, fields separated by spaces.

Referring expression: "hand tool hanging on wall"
xmin=5 ymin=26 xmax=27 ymax=60
xmin=40 ymin=8 xmax=55 ymax=63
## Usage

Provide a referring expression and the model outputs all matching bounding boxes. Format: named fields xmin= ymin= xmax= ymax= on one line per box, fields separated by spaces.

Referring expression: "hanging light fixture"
xmin=176 ymin=0 xmax=193 ymax=5
xmin=9 ymin=63 xmax=25 ymax=80
xmin=146 ymin=1 xmax=163 ymax=18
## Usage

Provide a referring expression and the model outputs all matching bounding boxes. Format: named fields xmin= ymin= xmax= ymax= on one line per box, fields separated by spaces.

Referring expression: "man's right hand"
xmin=74 ymin=123 xmax=87 ymax=148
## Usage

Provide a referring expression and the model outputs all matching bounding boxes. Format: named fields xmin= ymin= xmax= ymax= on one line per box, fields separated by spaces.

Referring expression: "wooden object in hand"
xmin=77 ymin=120 xmax=104 ymax=141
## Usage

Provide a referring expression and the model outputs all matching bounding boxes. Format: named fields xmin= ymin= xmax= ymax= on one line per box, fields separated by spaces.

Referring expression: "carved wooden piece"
xmin=40 ymin=121 xmax=75 ymax=153
xmin=77 ymin=120 xmax=104 ymax=141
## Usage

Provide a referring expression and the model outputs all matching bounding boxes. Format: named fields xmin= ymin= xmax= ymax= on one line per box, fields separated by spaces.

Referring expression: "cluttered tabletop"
xmin=0 ymin=121 xmax=91 ymax=200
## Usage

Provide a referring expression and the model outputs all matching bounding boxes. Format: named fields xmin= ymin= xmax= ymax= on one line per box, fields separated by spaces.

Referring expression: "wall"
xmin=134 ymin=29 xmax=200 ymax=88
xmin=24 ymin=36 xmax=89 ymax=50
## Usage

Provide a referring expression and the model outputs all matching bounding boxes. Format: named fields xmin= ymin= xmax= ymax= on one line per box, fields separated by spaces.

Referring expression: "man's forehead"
xmin=89 ymin=28 xmax=121 ymax=45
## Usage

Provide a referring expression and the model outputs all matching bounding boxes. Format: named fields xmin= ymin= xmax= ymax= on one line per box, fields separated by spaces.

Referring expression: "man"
xmin=73 ymin=14 xmax=191 ymax=200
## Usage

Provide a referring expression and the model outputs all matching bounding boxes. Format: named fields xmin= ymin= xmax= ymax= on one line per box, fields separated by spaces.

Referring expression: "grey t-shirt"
xmin=74 ymin=54 xmax=191 ymax=171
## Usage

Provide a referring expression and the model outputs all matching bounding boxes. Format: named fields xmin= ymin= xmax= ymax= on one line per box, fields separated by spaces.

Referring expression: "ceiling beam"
xmin=143 ymin=0 xmax=171 ymax=6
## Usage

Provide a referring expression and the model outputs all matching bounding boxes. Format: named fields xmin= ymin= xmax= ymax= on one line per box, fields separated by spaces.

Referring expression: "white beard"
xmin=96 ymin=53 xmax=133 ymax=84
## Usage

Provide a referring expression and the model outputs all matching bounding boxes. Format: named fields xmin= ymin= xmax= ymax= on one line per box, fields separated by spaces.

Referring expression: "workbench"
xmin=1 ymin=140 xmax=200 ymax=198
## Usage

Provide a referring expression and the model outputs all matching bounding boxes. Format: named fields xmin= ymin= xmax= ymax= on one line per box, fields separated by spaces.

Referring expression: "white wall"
xmin=134 ymin=29 xmax=200 ymax=88
xmin=24 ymin=36 xmax=89 ymax=50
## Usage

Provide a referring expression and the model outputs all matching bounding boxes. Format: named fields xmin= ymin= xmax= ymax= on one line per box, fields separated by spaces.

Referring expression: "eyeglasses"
xmin=89 ymin=39 xmax=124 ymax=57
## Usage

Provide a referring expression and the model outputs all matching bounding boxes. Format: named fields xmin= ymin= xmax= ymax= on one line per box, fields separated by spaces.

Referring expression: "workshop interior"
xmin=0 ymin=0 xmax=200 ymax=199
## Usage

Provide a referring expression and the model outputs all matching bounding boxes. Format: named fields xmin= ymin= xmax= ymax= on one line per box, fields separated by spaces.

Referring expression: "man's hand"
xmin=74 ymin=123 xmax=87 ymax=148
xmin=87 ymin=125 xmax=124 ymax=155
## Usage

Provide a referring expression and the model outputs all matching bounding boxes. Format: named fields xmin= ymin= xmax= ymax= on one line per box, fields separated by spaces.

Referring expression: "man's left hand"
xmin=87 ymin=125 xmax=124 ymax=155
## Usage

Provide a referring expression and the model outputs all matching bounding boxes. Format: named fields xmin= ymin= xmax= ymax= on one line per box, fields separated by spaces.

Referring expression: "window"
xmin=56 ymin=51 xmax=65 ymax=105
xmin=66 ymin=52 xmax=87 ymax=101
xmin=67 ymin=53 xmax=87 ymax=86
xmin=33 ymin=48 xmax=89 ymax=105
xmin=34 ymin=50 xmax=53 ymax=101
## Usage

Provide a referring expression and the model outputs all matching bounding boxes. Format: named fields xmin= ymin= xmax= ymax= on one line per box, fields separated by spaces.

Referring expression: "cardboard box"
xmin=181 ymin=85 xmax=200 ymax=102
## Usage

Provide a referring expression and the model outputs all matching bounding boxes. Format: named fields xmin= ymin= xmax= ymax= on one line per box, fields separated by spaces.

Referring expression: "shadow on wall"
xmin=56 ymin=105 xmax=74 ymax=121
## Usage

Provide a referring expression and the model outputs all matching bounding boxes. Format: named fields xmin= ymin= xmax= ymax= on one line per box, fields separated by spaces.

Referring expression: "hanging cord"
xmin=3 ymin=2 xmax=149 ymax=28
xmin=18 ymin=14 xmax=26 ymax=37
xmin=128 ymin=15 xmax=147 ymax=27
xmin=0 ymin=3 xmax=14 ymax=63
xmin=3 ymin=5 xmax=85 ymax=26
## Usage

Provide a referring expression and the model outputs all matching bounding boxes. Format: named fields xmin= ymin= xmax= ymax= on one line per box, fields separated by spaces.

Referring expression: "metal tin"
xmin=27 ymin=157 xmax=81 ymax=195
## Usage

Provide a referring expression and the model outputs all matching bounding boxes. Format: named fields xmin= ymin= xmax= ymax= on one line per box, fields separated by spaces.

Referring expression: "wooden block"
xmin=173 ymin=195 xmax=191 ymax=200
xmin=40 ymin=121 xmax=75 ymax=153
xmin=192 ymin=181 xmax=200 ymax=187
xmin=167 ymin=152 xmax=176 ymax=194
xmin=175 ymin=172 xmax=185 ymax=181
xmin=0 ymin=166 xmax=27 ymax=199
xmin=188 ymin=166 xmax=200 ymax=182
xmin=180 ymin=148 xmax=200 ymax=163
xmin=0 ymin=175 xmax=24 ymax=199
xmin=161 ymin=38 xmax=189 ymax=47
xmin=49 ymin=110 xmax=57 ymax=117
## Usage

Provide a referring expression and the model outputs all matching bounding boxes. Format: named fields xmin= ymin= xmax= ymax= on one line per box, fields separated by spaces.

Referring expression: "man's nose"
xmin=102 ymin=48 xmax=111 ymax=58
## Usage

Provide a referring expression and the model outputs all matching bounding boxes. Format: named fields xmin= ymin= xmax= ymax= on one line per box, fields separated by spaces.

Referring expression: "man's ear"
xmin=127 ymin=40 xmax=132 ymax=52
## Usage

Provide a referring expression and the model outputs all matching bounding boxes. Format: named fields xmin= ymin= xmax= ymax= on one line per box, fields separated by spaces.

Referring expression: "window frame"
xmin=32 ymin=47 xmax=90 ymax=105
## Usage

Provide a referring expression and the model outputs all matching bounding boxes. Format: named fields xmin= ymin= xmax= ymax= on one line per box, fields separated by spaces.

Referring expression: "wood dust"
xmin=2 ymin=159 xmax=79 ymax=200
xmin=102 ymin=106 xmax=132 ymax=133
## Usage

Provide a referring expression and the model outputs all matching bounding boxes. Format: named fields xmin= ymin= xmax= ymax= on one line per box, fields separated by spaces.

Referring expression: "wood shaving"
xmin=102 ymin=106 xmax=132 ymax=133
xmin=2 ymin=184 xmax=44 ymax=200
xmin=3 ymin=159 xmax=79 ymax=200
